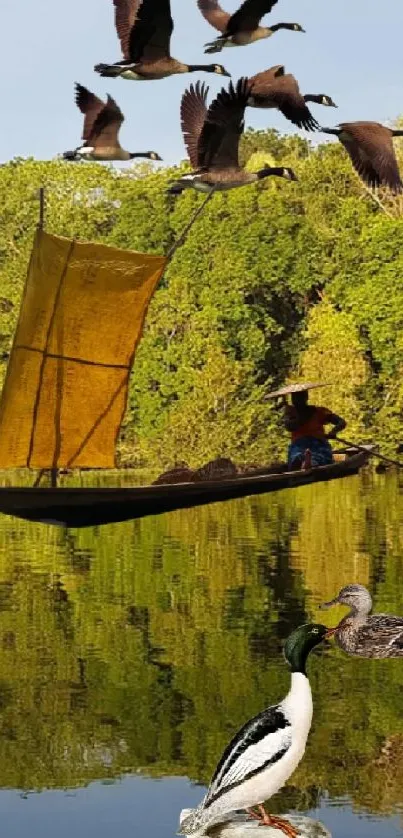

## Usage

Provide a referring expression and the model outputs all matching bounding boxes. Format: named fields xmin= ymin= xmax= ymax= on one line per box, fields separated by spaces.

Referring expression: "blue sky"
xmin=1 ymin=0 xmax=403 ymax=165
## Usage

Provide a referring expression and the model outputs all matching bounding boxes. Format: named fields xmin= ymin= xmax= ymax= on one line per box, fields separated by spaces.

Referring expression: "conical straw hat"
xmin=265 ymin=382 xmax=331 ymax=399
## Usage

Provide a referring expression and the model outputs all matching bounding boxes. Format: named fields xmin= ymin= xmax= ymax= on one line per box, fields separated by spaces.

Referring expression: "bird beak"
xmin=319 ymin=597 xmax=339 ymax=610
xmin=325 ymin=627 xmax=337 ymax=638
xmin=222 ymin=69 xmax=231 ymax=77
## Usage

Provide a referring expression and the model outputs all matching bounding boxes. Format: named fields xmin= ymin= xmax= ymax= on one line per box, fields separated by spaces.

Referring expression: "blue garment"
xmin=288 ymin=436 xmax=333 ymax=469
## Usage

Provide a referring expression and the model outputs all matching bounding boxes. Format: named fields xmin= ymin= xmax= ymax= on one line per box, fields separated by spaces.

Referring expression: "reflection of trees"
xmin=0 ymin=475 xmax=401 ymax=816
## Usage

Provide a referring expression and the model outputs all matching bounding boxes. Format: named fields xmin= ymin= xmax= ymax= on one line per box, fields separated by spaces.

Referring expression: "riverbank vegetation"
xmin=0 ymin=126 xmax=402 ymax=467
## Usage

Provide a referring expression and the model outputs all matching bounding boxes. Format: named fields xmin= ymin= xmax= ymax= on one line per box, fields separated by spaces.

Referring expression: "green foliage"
xmin=297 ymin=300 xmax=372 ymax=441
xmin=0 ymin=125 xmax=403 ymax=466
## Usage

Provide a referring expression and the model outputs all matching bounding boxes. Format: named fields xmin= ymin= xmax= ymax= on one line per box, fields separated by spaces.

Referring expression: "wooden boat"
xmin=0 ymin=447 xmax=372 ymax=528
xmin=0 ymin=217 xmax=373 ymax=529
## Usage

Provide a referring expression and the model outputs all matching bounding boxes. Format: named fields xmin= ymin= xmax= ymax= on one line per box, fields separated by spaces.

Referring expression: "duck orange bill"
xmin=325 ymin=627 xmax=337 ymax=638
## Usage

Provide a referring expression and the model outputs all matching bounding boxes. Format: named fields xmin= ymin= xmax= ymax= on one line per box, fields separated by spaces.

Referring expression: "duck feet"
xmin=247 ymin=807 xmax=299 ymax=838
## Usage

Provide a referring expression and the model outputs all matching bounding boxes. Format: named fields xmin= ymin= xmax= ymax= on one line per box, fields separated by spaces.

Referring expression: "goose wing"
xmin=89 ymin=96 xmax=124 ymax=148
xmin=251 ymin=64 xmax=285 ymax=82
xmin=198 ymin=77 xmax=250 ymax=170
xmin=128 ymin=0 xmax=173 ymax=62
xmin=113 ymin=0 xmax=140 ymax=60
xmin=251 ymin=72 xmax=319 ymax=130
xmin=197 ymin=0 xmax=230 ymax=33
xmin=226 ymin=0 xmax=279 ymax=36
xmin=339 ymin=122 xmax=403 ymax=192
xmin=249 ymin=67 xmax=296 ymax=95
xmin=203 ymin=704 xmax=292 ymax=809
xmin=75 ymin=84 xmax=107 ymax=143
xmin=181 ymin=83 xmax=209 ymax=169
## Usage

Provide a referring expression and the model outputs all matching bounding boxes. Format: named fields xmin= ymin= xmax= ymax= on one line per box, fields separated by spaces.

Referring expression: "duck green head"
xmin=284 ymin=623 xmax=328 ymax=674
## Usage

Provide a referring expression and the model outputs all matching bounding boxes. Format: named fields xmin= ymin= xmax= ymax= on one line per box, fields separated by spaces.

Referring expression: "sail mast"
xmin=38 ymin=186 xmax=45 ymax=230
xmin=37 ymin=187 xmax=58 ymax=489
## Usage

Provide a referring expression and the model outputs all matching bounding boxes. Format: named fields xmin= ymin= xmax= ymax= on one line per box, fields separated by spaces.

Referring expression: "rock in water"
xmin=178 ymin=810 xmax=331 ymax=838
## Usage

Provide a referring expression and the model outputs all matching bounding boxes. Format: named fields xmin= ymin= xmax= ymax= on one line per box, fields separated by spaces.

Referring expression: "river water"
xmin=0 ymin=471 xmax=402 ymax=838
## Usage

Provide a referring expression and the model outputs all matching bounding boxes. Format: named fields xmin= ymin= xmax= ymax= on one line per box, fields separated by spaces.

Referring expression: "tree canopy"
xmin=0 ymin=125 xmax=402 ymax=468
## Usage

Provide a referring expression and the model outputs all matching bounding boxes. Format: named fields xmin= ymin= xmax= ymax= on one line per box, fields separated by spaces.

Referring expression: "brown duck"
xmin=197 ymin=0 xmax=305 ymax=54
xmin=321 ymin=122 xmax=403 ymax=192
xmin=95 ymin=0 xmax=230 ymax=80
xmin=63 ymin=84 xmax=162 ymax=162
xmin=168 ymin=78 xmax=297 ymax=195
xmin=321 ymin=584 xmax=403 ymax=658
xmin=247 ymin=65 xmax=337 ymax=131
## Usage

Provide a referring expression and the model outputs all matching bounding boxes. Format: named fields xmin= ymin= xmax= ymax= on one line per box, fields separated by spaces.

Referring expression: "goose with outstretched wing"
xmin=169 ymin=78 xmax=297 ymax=194
xmin=247 ymin=65 xmax=337 ymax=131
xmin=95 ymin=0 xmax=230 ymax=80
xmin=197 ymin=0 xmax=305 ymax=54
xmin=320 ymin=122 xmax=403 ymax=192
xmin=63 ymin=83 xmax=162 ymax=162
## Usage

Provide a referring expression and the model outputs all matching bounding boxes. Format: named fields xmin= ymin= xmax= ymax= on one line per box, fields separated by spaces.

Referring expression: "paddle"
xmin=335 ymin=436 xmax=403 ymax=469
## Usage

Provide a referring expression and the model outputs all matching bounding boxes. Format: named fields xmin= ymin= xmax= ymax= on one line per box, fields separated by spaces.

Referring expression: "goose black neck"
xmin=270 ymin=22 xmax=297 ymax=32
xmin=392 ymin=130 xmax=403 ymax=137
xmin=129 ymin=152 xmax=150 ymax=159
xmin=304 ymin=94 xmax=322 ymax=104
xmin=188 ymin=64 xmax=215 ymax=72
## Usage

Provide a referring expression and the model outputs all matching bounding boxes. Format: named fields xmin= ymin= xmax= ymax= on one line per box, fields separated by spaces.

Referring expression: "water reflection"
xmin=0 ymin=472 xmax=401 ymax=838
xmin=1 ymin=779 xmax=402 ymax=838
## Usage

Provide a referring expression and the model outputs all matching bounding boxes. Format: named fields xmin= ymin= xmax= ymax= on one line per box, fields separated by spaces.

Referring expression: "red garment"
xmin=289 ymin=406 xmax=332 ymax=442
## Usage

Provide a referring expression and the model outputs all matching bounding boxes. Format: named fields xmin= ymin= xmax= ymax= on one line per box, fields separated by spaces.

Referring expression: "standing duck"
xmin=178 ymin=624 xmax=328 ymax=838
xmin=197 ymin=0 xmax=305 ymax=54
xmin=321 ymin=584 xmax=403 ymax=658
xmin=168 ymin=78 xmax=297 ymax=195
xmin=63 ymin=83 xmax=162 ymax=162
xmin=320 ymin=122 xmax=403 ymax=192
xmin=247 ymin=65 xmax=337 ymax=132
xmin=95 ymin=0 xmax=230 ymax=81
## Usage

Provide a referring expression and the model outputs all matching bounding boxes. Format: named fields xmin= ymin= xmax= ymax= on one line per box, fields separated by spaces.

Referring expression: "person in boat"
xmin=284 ymin=390 xmax=346 ymax=470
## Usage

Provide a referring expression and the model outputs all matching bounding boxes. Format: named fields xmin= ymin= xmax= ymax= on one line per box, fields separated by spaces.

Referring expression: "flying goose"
xmin=168 ymin=78 xmax=297 ymax=195
xmin=320 ymin=122 xmax=403 ymax=192
xmin=197 ymin=0 xmax=305 ymax=54
xmin=178 ymin=624 xmax=328 ymax=838
xmin=95 ymin=0 xmax=230 ymax=81
xmin=247 ymin=65 xmax=337 ymax=132
xmin=321 ymin=584 xmax=403 ymax=658
xmin=63 ymin=84 xmax=162 ymax=162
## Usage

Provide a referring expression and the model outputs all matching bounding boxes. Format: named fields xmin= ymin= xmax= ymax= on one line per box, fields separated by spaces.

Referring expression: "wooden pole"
xmin=165 ymin=189 xmax=215 ymax=263
xmin=336 ymin=436 xmax=403 ymax=469
xmin=38 ymin=187 xmax=45 ymax=230
xmin=36 ymin=187 xmax=59 ymax=489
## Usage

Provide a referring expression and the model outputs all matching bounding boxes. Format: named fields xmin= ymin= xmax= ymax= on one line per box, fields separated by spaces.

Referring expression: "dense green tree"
xmin=0 ymin=127 xmax=402 ymax=466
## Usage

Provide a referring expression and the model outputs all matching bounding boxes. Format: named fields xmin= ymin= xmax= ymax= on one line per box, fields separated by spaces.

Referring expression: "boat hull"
xmin=0 ymin=448 xmax=372 ymax=528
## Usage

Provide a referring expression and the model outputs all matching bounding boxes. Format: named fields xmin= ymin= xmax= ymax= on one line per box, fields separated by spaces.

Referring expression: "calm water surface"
xmin=0 ymin=471 xmax=402 ymax=838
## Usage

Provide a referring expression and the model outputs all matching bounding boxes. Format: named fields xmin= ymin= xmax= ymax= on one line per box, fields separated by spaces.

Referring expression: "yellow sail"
xmin=0 ymin=230 xmax=166 ymax=469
